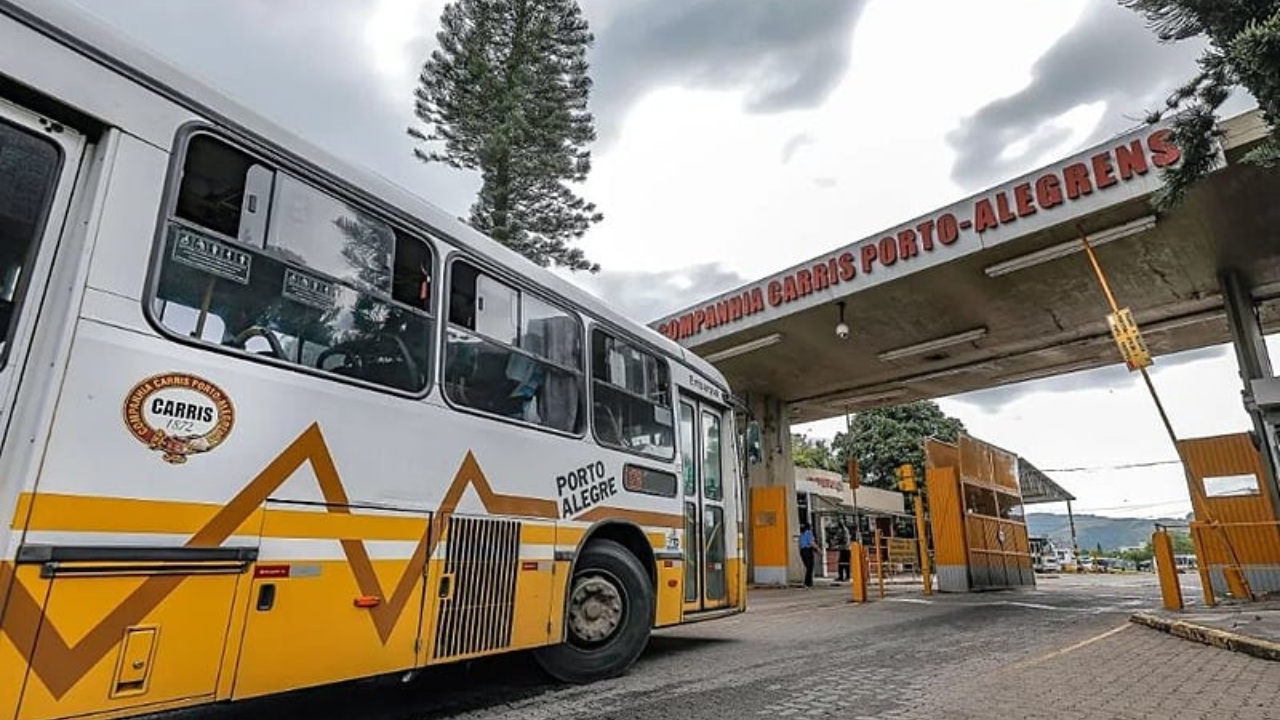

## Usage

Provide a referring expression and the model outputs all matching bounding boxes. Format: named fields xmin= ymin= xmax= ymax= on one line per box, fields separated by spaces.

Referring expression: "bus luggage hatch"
xmin=9 ymin=546 xmax=251 ymax=720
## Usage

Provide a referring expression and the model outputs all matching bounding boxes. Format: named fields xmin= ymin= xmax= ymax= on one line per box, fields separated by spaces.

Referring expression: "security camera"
xmin=835 ymin=322 xmax=849 ymax=340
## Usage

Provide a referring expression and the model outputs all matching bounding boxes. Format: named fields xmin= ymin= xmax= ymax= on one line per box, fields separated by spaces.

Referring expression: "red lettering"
xmin=813 ymin=263 xmax=830 ymax=290
xmin=704 ymin=304 xmax=718 ymax=328
xmin=897 ymin=229 xmax=919 ymax=260
xmin=938 ymin=214 xmax=960 ymax=245
xmin=767 ymin=281 xmax=783 ymax=307
xmin=973 ymin=199 xmax=999 ymax=233
xmin=750 ymin=288 xmax=765 ymax=313
xmin=1148 ymin=129 xmax=1182 ymax=168
xmin=730 ymin=297 xmax=743 ymax=320
xmin=837 ymin=252 xmax=856 ymax=281
xmin=1013 ymin=183 xmax=1036 ymax=217
xmin=1035 ymin=174 xmax=1063 ymax=208
xmin=657 ymin=322 xmax=669 ymax=338
xmin=917 ymin=220 xmax=935 ymax=251
xmin=693 ymin=310 xmax=706 ymax=331
xmin=878 ymin=237 xmax=897 ymax=266
xmin=1115 ymin=140 xmax=1149 ymax=180
xmin=860 ymin=245 xmax=877 ymax=274
xmin=679 ymin=315 xmax=694 ymax=338
xmin=1091 ymin=151 xmax=1118 ymax=189
xmin=995 ymin=191 xmax=1016 ymax=223
xmin=797 ymin=269 xmax=813 ymax=296
xmin=1063 ymin=163 xmax=1092 ymax=199
xmin=716 ymin=301 xmax=730 ymax=325
xmin=782 ymin=276 xmax=799 ymax=302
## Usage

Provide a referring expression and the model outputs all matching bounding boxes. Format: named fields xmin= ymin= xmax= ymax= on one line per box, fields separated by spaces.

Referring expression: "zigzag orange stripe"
xmin=0 ymin=422 xmax=558 ymax=699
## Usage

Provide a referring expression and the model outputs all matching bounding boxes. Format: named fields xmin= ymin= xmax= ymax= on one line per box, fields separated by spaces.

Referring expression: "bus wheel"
xmin=534 ymin=539 xmax=654 ymax=683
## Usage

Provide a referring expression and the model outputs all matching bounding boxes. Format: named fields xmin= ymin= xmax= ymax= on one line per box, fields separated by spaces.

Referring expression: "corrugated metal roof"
xmin=1017 ymin=457 xmax=1075 ymax=504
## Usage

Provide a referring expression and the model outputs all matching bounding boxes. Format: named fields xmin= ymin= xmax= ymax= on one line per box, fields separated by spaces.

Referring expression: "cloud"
xmin=781 ymin=132 xmax=815 ymax=163
xmin=587 ymin=0 xmax=868 ymax=146
xmin=946 ymin=0 xmax=1210 ymax=189
xmin=71 ymin=0 xmax=479 ymax=219
xmin=957 ymin=344 xmax=1233 ymax=413
xmin=564 ymin=263 xmax=748 ymax=325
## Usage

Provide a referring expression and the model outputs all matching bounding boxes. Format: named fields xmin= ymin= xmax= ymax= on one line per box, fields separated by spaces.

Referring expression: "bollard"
xmin=913 ymin=491 xmax=933 ymax=596
xmin=1152 ymin=529 xmax=1183 ymax=611
xmin=873 ymin=529 xmax=886 ymax=599
xmin=1190 ymin=523 xmax=1216 ymax=608
xmin=850 ymin=542 xmax=868 ymax=603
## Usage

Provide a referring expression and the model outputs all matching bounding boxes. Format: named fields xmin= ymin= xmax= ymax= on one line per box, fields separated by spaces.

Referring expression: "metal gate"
xmin=927 ymin=434 xmax=1034 ymax=592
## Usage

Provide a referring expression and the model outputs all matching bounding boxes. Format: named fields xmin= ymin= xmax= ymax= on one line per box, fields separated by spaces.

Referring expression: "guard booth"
xmin=926 ymin=434 xmax=1035 ymax=592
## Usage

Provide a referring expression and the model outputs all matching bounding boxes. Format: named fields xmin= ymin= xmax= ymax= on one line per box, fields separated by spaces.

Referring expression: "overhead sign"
xmin=655 ymin=124 xmax=1198 ymax=346
xmin=1107 ymin=307 xmax=1153 ymax=371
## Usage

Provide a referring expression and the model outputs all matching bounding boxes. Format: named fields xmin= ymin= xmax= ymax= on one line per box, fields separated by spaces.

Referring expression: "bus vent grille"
xmin=433 ymin=515 xmax=522 ymax=660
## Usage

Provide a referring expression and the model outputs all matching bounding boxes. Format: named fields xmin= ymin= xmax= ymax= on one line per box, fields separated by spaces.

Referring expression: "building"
xmin=794 ymin=467 xmax=912 ymax=579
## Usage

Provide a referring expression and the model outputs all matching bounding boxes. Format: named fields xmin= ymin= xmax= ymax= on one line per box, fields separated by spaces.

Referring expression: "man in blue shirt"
xmin=799 ymin=523 xmax=818 ymax=588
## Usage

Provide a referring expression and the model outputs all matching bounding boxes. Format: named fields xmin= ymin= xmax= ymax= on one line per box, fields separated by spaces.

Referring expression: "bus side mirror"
xmin=746 ymin=421 xmax=762 ymax=465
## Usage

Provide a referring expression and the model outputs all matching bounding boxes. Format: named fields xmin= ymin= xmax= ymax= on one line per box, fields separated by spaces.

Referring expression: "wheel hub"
xmin=568 ymin=575 xmax=624 ymax=644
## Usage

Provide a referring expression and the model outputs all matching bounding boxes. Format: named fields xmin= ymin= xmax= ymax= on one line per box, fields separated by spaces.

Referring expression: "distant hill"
xmin=1025 ymin=512 xmax=1189 ymax=552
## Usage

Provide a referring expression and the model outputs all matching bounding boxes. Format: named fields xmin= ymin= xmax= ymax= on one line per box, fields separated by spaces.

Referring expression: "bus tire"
xmin=534 ymin=538 xmax=654 ymax=683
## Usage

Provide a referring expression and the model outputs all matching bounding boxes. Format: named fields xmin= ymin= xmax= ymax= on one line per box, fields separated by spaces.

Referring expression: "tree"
xmin=792 ymin=434 xmax=839 ymax=472
xmin=1121 ymin=0 xmax=1280 ymax=209
xmin=409 ymin=0 xmax=602 ymax=271
xmin=830 ymin=401 xmax=966 ymax=489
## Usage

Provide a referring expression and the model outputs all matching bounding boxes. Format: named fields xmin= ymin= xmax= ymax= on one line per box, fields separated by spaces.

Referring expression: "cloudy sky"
xmin=70 ymin=0 xmax=1263 ymax=520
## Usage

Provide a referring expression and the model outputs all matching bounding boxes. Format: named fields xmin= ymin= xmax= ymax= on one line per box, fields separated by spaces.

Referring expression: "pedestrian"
xmin=799 ymin=523 xmax=818 ymax=588
xmin=836 ymin=523 xmax=851 ymax=582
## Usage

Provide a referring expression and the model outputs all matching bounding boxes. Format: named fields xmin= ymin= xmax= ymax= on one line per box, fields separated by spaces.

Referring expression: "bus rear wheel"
xmin=534 ymin=539 xmax=654 ymax=683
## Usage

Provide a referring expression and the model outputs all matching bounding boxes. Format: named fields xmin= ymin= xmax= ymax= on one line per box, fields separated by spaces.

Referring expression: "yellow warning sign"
xmin=887 ymin=538 xmax=917 ymax=564
xmin=1107 ymin=308 xmax=1153 ymax=371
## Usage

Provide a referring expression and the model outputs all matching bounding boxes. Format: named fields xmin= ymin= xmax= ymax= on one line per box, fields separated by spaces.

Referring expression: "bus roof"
xmin=0 ymin=0 xmax=731 ymax=394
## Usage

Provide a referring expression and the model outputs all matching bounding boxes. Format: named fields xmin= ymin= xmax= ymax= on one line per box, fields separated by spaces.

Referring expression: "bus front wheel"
xmin=534 ymin=539 xmax=654 ymax=683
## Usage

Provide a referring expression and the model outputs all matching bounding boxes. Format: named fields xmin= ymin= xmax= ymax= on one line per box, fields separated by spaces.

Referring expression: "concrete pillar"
xmin=746 ymin=394 xmax=800 ymax=585
xmin=1221 ymin=271 xmax=1280 ymax=516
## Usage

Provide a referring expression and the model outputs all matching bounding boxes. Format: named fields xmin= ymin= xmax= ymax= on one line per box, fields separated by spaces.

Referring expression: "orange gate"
xmin=1178 ymin=433 xmax=1280 ymax=601
xmin=926 ymin=434 xmax=1034 ymax=592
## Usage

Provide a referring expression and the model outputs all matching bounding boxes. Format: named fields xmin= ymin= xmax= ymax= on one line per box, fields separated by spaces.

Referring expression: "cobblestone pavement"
xmin=185 ymin=574 xmax=1280 ymax=720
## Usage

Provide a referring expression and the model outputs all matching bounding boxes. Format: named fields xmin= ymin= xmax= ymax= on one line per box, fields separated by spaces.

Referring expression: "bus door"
xmin=679 ymin=396 xmax=729 ymax=612
xmin=0 ymin=99 xmax=85 ymax=464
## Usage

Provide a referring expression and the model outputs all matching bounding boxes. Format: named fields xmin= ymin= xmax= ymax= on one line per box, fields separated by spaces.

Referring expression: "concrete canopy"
xmin=653 ymin=110 xmax=1280 ymax=425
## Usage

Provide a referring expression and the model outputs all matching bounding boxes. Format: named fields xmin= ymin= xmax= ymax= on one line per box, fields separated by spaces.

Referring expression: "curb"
xmin=1130 ymin=612 xmax=1280 ymax=662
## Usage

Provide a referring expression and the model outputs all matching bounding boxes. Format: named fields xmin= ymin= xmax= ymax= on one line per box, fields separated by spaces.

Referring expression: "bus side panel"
xmin=231 ymin=504 xmax=428 ymax=699
xmin=0 ymin=563 xmax=42 ymax=720
xmin=655 ymin=554 xmax=684 ymax=627
xmin=420 ymin=516 xmax=559 ymax=667
xmin=10 ymin=563 xmax=243 ymax=720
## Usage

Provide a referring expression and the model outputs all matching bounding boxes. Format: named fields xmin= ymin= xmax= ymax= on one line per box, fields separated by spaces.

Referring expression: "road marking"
xmin=1011 ymin=623 xmax=1132 ymax=670
xmin=1000 ymin=600 xmax=1085 ymax=612
xmin=885 ymin=597 xmax=934 ymax=605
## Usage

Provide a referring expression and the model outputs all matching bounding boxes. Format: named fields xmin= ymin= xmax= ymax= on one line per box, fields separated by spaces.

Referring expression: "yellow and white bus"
xmin=0 ymin=3 xmax=746 ymax=718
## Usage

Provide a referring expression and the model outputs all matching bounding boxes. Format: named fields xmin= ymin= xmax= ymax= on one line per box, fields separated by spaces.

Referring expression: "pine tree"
xmin=1122 ymin=0 xmax=1280 ymax=209
xmin=409 ymin=0 xmax=602 ymax=272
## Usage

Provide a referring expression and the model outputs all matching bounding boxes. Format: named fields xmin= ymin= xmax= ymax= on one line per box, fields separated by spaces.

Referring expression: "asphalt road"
xmin=178 ymin=573 xmax=1280 ymax=720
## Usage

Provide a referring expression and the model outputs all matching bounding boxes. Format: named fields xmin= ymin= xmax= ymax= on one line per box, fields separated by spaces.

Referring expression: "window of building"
xmin=963 ymin=485 xmax=998 ymax=517
xmin=153 ymin=134 xmax=433 ymax=393
xmin=590 ymin=329 xmax=674 ymax=459
xmin=444 ymin=259 xmax=583 ymax=432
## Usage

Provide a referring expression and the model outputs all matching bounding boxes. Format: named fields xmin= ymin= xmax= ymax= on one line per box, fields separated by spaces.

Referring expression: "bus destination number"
xmin=557 ymin=461 xmax=617 ymax=517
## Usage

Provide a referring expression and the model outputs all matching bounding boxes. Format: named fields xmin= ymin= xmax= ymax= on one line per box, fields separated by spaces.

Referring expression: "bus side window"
xmin=152 ymin=133 xmax=435 ymax=393
xmin=444 ymin=259 xmax=583 ymax=433
xmin=589 ymin=329 xmax=674 ymax=459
